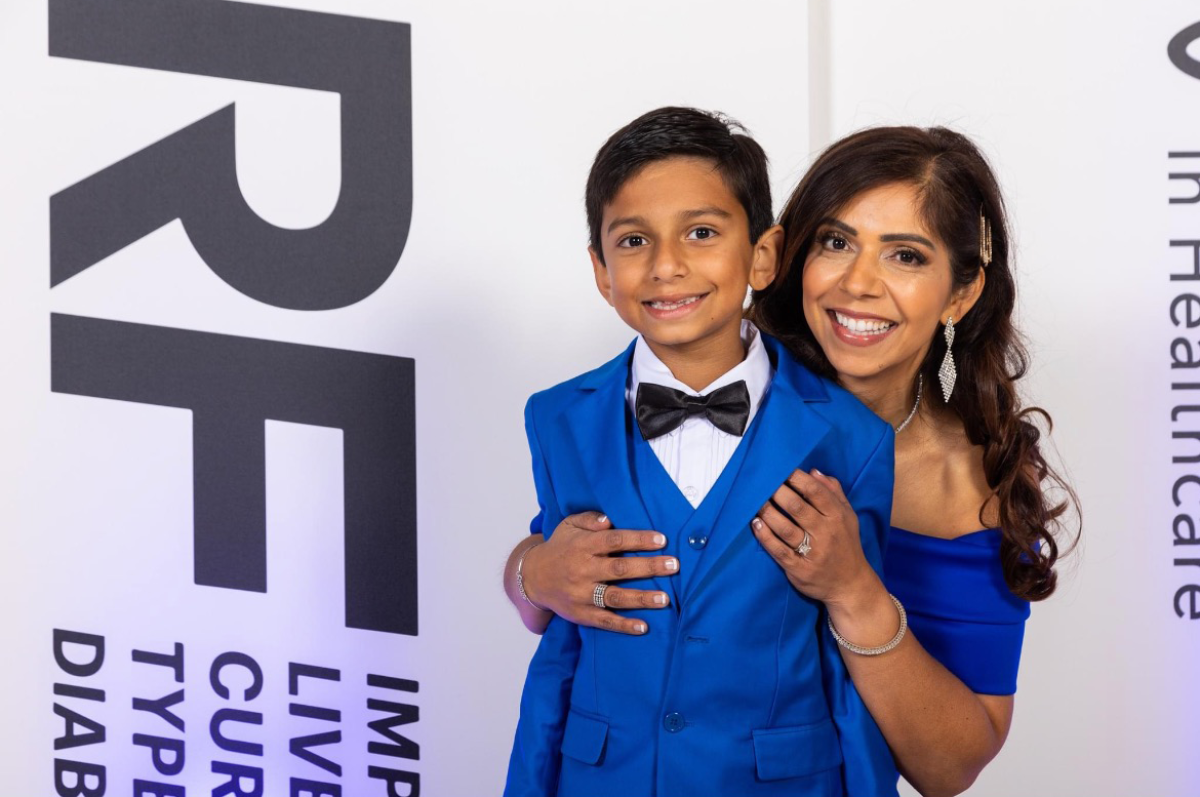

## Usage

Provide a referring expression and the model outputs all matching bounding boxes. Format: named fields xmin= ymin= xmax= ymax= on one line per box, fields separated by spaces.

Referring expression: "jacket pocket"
xmin=752 ymin=719 xmax=843 ymax=781
xmin=560 ymin=707 xmax=609 ymax=765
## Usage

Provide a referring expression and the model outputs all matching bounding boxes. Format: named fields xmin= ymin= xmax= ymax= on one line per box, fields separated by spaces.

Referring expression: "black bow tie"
xmin=635 ymin=380 xmax=752 ymax=441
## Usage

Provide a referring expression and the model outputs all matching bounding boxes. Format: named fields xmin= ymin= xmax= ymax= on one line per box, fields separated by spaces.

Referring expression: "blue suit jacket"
xmin=506 ymin=335 xmax=899 ymax=797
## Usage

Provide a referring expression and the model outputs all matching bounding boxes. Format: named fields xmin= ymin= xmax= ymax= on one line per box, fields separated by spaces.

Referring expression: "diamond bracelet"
xmin=516 ymin=542 xmax=546 ymax=611
xmin=827 ymin=593 xmax=907 ymax=656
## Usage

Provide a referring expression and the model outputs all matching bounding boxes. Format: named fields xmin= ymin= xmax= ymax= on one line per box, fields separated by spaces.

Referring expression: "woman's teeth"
xmin=834 ymin=311 xmax=895 ymax=335
xmin=648 ymin=296 xmax=701 ymax=310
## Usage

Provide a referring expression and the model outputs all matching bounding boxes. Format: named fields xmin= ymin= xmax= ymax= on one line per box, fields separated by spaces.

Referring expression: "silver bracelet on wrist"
xmin=516 ymin=542 xmax=547 ymax=611
xmin=827 ymin=593 xmax=907 ymax=656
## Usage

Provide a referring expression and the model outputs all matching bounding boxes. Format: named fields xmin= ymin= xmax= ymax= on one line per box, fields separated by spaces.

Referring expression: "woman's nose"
xmin=838 ymin=252 xmax=882 ymax=297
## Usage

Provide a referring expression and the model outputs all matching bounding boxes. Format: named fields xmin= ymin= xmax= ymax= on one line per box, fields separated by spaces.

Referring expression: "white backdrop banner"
xmin=0 ymin=1 xmax=810 ymax=795
xmin=5 ymin=1 xmax=1200 ymax=795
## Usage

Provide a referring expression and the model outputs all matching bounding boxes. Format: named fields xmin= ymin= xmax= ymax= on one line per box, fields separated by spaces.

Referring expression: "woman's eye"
xmin=618 ymin=235 xmax=647 ymax=248
xmin=895 ymin=248 xmax=927 ymax=266
xmin=819 ymin=231 xmax=849 ymax=250
xmin=687 ymin=227 xmax=717 ymax=241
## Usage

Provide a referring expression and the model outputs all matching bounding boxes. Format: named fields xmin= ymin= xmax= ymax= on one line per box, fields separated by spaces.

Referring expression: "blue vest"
xmin=632 ymin=402 xmax=756 ymax=605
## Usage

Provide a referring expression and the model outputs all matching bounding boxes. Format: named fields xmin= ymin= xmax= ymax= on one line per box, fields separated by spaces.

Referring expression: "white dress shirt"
xmin=627 ymin=320 xmax=773 ymax=508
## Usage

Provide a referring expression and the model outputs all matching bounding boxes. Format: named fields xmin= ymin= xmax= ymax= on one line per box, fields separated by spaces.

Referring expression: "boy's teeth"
xmin=650 ymin=296 xmax=701 ymax=310
xmin=834 ymin=311 xmax=895 ymax=334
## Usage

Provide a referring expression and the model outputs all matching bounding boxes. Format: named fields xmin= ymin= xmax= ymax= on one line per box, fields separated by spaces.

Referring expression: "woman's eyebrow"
xmin=818 ymin=217 xmax=857 ymax=235
xmin=880 ymin=233 xmax=936 ymax=249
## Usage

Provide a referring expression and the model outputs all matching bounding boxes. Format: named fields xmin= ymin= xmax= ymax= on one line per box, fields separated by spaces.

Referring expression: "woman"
xmin=504 ymin=126 xmax=1077 ymax=796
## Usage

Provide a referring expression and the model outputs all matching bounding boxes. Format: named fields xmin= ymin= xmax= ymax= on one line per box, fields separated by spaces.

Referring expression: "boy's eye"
xmin=617 ymin=235 xmax=648 ymax=248
xmin=687 ymin=227 xmax=717 ymax=241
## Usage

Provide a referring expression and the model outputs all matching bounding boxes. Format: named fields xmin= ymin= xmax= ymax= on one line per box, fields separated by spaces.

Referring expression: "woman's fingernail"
xmin=751 ymin=517 xmax=763 ymax=530
xmin=654 ymin=593 xmax=668 ymax=605
xmin=813 ymin=468 xmax=824 ymax=477
xmin=665 ymin=558 xmax=678 ymax=572
xmin=635 ymin=623 xmax=647 ymax=634
xmin=653 ymin=533 xmax=666 ymax=546
xmin=597 ymin=514 xmax=608 ymax=524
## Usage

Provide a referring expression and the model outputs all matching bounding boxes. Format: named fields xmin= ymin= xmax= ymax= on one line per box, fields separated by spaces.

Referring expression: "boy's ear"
xmin=590 ymin=246 xmax=614 ymax=306
xmin=749 ymin=224 xmax=784 ymax=291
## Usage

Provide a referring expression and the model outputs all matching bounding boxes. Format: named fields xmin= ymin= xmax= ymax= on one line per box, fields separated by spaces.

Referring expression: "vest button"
xmin=688 ymin=535 xmax=708 ymax=549
xmin=663 ymin=712 xmax=686 ymax=732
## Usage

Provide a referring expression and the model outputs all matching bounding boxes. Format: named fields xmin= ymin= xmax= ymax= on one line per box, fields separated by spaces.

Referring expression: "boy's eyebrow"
xmin=818 ymin=217 xmax=936 ymax=249
xmin=607 ymin=215 xmax=645 ymax=234
xmin=679 ymin=206 xmax=734 ymax=221
xmin=607 ymin=207 xmax=734 ymax=235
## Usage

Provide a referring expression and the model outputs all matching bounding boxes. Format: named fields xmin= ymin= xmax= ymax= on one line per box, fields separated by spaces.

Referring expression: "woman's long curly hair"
xmin=750 ymin=126 xmax=1078 ymax=601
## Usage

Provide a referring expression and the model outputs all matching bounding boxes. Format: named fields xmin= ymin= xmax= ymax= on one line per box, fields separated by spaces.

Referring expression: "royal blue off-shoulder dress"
xmin=883 ymin=527 xmax=1030 ymax=695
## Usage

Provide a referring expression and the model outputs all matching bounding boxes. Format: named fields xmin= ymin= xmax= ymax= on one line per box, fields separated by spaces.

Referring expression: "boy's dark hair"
xmin=585 ymin=106 xmax=772 ymax=263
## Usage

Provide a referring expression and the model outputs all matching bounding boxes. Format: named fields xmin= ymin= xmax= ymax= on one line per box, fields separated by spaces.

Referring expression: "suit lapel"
xmin=555 ymin=342 xmax=666 ymax=590
xmin=684 ymin=336 xmax=833 ymax=604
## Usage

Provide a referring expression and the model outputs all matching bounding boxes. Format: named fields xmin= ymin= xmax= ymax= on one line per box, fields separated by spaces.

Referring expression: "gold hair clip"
xmin=979 ymin=209 xmax=993 ymax=268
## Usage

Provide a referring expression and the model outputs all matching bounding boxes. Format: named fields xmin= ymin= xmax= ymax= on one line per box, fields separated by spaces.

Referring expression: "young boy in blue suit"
xmin=505 ymin=107 xmax=898 ymax=797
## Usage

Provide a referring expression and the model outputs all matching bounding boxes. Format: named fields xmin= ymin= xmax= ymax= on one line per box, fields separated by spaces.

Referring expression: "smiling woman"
xmin=801 ymin=182 xmax=983 ymax=397
xmin=748 ymin=126 xmax=1080 ymax=795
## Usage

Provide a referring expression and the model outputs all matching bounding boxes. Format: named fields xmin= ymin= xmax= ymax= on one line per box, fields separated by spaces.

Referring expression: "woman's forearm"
xmin=827 ymin=579 xmax=1013 ymax=797
xmin=503 ymin=534 xmax=553 ymax=634
xmin=751 ymin=473 xmax=1014 ymax=796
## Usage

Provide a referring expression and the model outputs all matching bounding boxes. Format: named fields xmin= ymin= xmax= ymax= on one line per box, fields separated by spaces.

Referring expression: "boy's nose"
xmin=650 ymin=239 xmax=688 ymax=280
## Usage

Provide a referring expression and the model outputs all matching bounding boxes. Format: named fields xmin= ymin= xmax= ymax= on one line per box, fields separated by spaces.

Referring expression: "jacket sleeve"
xmin=504 ymin=396 xmax=580 ymax=797
xmin=820 ymin=424 xmax=901 ymax=797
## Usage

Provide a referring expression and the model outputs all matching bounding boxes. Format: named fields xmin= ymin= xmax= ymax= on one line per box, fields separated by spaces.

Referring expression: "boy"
xmin=505 ymin=107 xmax=897 ymax=797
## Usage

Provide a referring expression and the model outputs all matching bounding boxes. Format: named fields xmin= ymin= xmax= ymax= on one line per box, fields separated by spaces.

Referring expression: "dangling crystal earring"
xmin=938 ymin=317 xmax=957 ymax=402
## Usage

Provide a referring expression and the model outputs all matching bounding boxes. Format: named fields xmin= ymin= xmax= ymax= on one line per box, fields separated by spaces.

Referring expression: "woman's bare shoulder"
xmin=892 ymin=409 xmax=998 ymax=539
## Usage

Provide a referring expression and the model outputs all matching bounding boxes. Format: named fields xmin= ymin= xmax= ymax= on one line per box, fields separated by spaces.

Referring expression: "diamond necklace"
xmin=894 ymin=374 xmax=923 ymax=434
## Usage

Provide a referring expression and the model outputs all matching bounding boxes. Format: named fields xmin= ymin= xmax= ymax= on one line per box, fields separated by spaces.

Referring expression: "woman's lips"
xmin=644 ymin=293 xmax=707 ymax=319
xmin=827 ymin=309 xmax=898 ymax=347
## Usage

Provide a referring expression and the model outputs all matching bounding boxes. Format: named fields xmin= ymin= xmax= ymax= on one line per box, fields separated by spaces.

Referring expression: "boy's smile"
xmin=590 ymin=156 xmax=780 ymax=390
xmin=643 ymin=293 xmax=706 ymax=319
